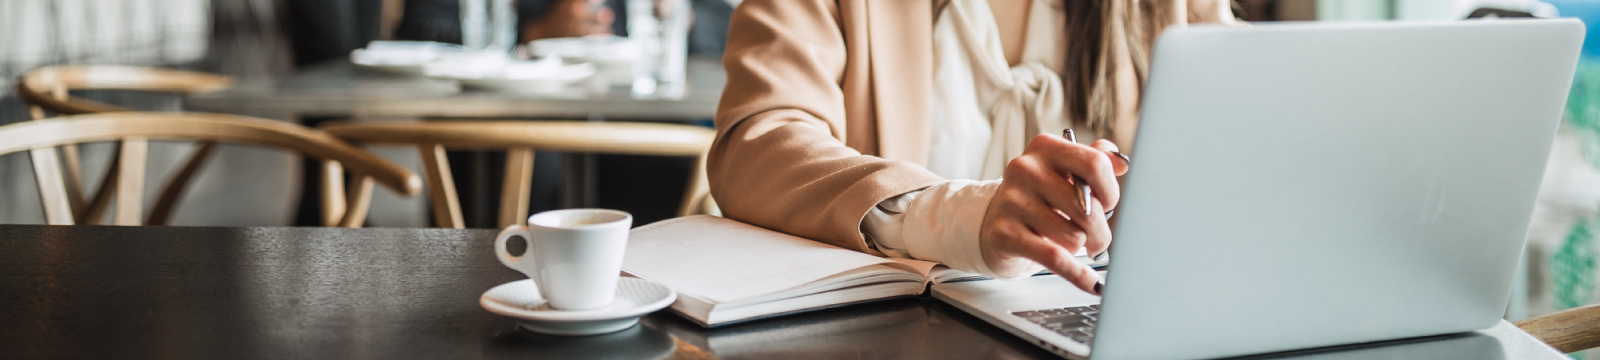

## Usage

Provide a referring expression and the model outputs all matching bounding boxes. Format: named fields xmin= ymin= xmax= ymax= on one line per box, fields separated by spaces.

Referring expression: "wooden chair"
xmin=0 ymin=112 xmax=422 ymax=226
xmin=321 ymin=120 xmax=718 ymax=229
xmin=1516 ymin=303 xmax=1600 ymax=353
xmin=16 ymin=65 xmax=235 ymax=224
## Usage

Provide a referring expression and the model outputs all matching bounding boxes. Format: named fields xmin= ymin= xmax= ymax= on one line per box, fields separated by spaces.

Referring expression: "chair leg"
xmin=29 ymin=147 xmax=76 ymax=225
xmin=79 ymin=144 xmax=123 ymax=225
xmin=114 ymin=138 xmax=148 ymax=226
xmin=321 ymin=160 xmax=348 ymax=227
xmin=420 ymin=144 xmax=464 ymax=229
xmin=340 ymin=175 xmax=375 ymax=228
xmin=58 ymin=144 xmax=85 ymax=212
xmin=499 ymin=148 xmax=534 ymax=228
xmin=148 ymin=141 xmax=217 ymax=225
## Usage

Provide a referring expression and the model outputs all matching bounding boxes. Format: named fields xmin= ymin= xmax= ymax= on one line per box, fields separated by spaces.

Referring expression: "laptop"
xmin=931 ymin=19 xmax=1584 ymax=359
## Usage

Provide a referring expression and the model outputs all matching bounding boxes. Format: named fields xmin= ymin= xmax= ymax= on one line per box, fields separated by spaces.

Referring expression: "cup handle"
xmin=495 ymin=224 xmax=535 ymax=277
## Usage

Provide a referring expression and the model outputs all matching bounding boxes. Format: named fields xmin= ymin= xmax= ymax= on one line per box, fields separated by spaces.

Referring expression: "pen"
xmin=1063 ymin=129 xmax=1121 ymax=294
xmin=1064 ymin=129 xmax=1092 ymax=216
xmin=1066 ymin=128 xmax=1106 ymax=296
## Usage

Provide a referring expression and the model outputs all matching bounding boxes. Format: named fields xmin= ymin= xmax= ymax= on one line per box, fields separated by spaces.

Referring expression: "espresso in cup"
xmin=495 ymin=209 xmax=632 ymax=311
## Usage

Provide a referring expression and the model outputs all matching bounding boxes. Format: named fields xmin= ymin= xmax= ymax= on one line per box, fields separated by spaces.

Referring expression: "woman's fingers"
xmin=1007 ymin=156 xmax=1093 ymax=222
xmin=1028 ymin=135 xmax=1121 ymax=211
xmin=1074 ymin=197 xmax=1113 ymax=257
xmin=1003 ymin=136 xmax=1120 ymax=255
xmin=1091 ymin=139 xmax=1130 ymax=176
xmin=1047 ymin=206 xmax=1111 ymax=261
xmin=1002 ymin=183 xmax=1110 ymax=263
xmin=1005 ymin=191 xmax=1087 ymax=251
xmin=979 ymin=134 xmax=1131 ymax=296
xmin=1011 ymin=172 xmax=1109 ymax=256
xmin=1010 ymin=228 xmax=1103 ymax=295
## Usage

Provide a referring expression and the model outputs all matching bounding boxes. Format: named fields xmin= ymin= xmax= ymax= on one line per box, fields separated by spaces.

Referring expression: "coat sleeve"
xmin=708 ymin=0 xmax=945 ymax=253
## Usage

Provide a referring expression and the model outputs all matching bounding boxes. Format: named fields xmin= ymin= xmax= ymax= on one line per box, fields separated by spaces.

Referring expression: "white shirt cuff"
xmin=861 ymin=179 xmax=1040 ymax=279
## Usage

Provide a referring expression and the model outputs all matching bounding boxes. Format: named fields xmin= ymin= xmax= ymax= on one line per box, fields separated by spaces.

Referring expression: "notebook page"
xmin=623 ymin=216 xmax=914 ymax=304
xmin=886 ymin=257 xmax=941 ymax=279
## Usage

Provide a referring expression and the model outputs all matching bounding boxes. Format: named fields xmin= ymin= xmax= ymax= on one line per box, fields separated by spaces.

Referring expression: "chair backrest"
xmin=0 ymin=112 xmax=422 ymax=226
xmin=15 ymin=65 xmax=236 ymax=225
xmin=17 ymin=65 xmax=233 ymax=116
xmin=321 ymin=120 xmax=718 ymax=229
xmin=1516 ymin=303 xmax=1600 ymax=353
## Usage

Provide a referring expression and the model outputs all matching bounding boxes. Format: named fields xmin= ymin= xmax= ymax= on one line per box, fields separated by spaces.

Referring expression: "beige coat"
xmin=709 ymin=0 xmax=942 ymax=253
xmin=708 ymin=0 xmax=1231 ymax=252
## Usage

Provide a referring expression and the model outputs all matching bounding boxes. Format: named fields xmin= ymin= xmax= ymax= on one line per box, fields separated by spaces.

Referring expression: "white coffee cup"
xmin=495 ymin=209 xmax=632 ymax=311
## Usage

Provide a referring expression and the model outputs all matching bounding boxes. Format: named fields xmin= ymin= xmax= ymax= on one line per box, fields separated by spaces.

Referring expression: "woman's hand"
xmin=979 ymin=134 xmax=1130 ymax=295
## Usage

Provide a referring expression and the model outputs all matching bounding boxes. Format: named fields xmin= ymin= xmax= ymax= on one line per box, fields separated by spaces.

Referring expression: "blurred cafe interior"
xmin=6 ymin=0 xmax=1600 ymax=359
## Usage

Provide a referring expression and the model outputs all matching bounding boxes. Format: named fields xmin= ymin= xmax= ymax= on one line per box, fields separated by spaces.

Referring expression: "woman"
xmin=708 ymin=0 xmax=1237 ymax=294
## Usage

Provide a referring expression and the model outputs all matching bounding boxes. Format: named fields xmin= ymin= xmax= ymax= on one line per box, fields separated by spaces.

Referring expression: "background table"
xmin=0 ymin=225 xmax=1570 ymax=359
xmin=182 ymin=58 xmax=726 ymax=227
xmin=183 ymin=57 xmax=725 ymax=121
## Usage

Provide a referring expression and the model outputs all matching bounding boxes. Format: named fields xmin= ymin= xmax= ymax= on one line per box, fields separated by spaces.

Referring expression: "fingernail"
xmin=1111 ymin=151 xmax=1131 ymax=165
xmin=1093 ymin=281 xmax=1105 ymax=296
xmin=1104 ymin=209 xmax=1115 ymax=219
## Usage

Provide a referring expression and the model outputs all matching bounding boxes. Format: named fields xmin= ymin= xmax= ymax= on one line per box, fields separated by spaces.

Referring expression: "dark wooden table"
xmin=0 ymin=225 xmax=1569 ymax=359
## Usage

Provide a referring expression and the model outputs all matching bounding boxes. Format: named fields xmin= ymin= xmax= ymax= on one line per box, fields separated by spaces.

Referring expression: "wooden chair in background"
xmin=0 ymin=112 xmax=421 ymax=226
xmin=1516 ymin=303 xmax=1600 ymax=354
xmin=15 ymin=65 xmax=234 ymax=224
xmin=322 ymin=121 xmax=718 ymax=229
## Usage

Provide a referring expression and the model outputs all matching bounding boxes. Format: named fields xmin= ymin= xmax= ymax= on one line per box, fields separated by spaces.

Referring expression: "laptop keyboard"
xmin=1012 ymin=304 xmax=1099 ymax=345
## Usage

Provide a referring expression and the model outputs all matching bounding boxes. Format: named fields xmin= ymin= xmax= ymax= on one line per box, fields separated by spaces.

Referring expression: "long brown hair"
xmin=1060 ymin=0 xmax=1182 ymax=133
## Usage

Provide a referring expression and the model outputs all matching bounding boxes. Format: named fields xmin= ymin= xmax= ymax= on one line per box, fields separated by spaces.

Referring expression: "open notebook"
xmin=621 ymin=215 xmax=1100 ymax=327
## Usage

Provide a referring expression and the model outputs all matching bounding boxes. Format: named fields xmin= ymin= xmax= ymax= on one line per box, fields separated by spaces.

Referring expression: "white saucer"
xmin=425 ymin=55 xmax=596 ymax=93
xmin=480 ymin=277 xmax=676 ymax=336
